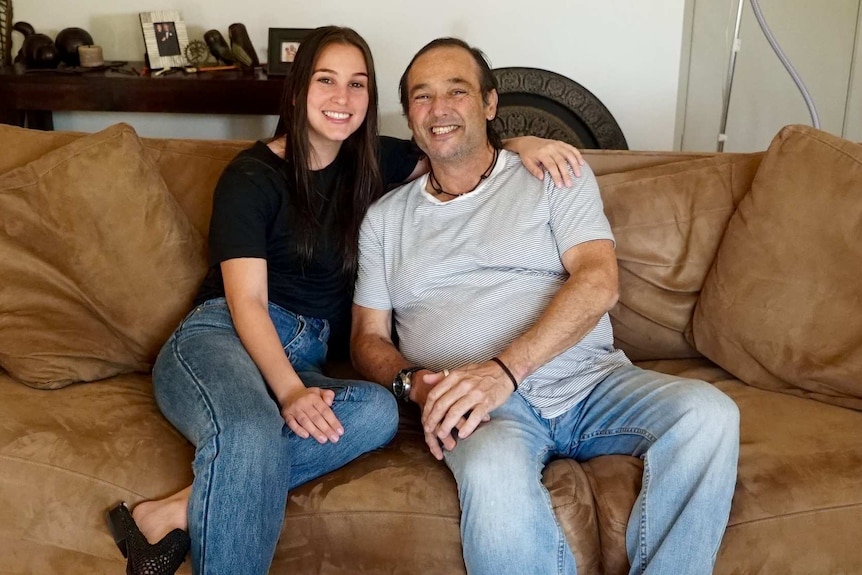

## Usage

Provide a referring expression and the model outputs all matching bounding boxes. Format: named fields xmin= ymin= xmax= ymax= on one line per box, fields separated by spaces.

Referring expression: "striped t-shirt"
xmin=354 ymin=150 xmax=631 ymax=418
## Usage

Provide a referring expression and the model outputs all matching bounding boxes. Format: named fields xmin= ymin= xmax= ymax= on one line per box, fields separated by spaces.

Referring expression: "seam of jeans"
xmin=281 ymin=315 xmax=307 ymax=359
xmin=637 ymin=453 xmax=651 ymax=574
xmin=578 ymin=426 xmax=657 ymax=443
xmin=170 ymin=335 xmax=221 ymax=573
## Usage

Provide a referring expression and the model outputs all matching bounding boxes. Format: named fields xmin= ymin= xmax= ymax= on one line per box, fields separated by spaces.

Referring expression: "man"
xmin=351 ymin=37 xmax=739 ymax=575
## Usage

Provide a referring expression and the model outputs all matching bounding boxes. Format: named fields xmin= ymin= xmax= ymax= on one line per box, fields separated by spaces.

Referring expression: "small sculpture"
xmin=55 ymin=27 xmax=94 ymax=67
xmin=228 ymin=23 xmax=258 ymax=69
xmin=203 ymin=29 xmax=235 ymax=65
xmin=13 ymin=21 xmax=60 ymax=69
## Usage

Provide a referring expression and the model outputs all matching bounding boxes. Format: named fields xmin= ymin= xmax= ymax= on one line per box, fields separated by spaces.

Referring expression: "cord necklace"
xmin=429 ymin=147 xmax=499 ymax=198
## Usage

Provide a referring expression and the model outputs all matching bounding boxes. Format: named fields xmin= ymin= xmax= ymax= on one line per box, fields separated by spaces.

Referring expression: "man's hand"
xmin=280 ymin=387 xmax=344 ymax=444
xmin=419 ymin=361 xmax=515 ymax=460
xmin=408 ymin=369 xmax=457 ymax=459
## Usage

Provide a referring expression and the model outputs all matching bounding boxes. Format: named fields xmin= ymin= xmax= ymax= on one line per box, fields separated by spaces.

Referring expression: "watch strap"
xmin=393 ymin=366 xmax=424 ymax=402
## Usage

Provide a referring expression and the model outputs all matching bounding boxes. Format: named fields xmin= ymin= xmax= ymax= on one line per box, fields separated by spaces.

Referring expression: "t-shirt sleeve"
xmin=207 ymin=161 xmax=279 ymax=265
xmin=378 ymin=136 xmax=423 ymax=187
xmin=354 ymin=205 xmax=393 ymax=310
xmin=547 ymin=162 xmax=615 ymax=256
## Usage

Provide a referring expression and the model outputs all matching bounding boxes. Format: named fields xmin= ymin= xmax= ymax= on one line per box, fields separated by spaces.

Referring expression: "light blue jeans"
xmin=444 ymin=364 xmax=739 ymax=575
xmin=152 ymin=298 xmax=398 ymax=575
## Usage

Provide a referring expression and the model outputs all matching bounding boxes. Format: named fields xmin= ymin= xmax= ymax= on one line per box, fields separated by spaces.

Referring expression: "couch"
xmin=1 ymin=122 xmax=860 ymax=575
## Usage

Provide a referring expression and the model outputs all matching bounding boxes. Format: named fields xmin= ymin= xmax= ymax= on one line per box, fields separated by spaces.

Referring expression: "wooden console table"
xmin=0 ymin=63 xmax=285 ymax=130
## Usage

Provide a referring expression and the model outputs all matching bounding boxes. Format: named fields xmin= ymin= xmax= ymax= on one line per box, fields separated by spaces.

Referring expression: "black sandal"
xmin=106 ymin=502 xmax=190 ymax=575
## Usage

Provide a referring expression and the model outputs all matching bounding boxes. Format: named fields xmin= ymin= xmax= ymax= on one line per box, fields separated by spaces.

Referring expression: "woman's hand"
xmin=504 ymin=136 xmax=585 ymax=187
xmin=280 ymin=387 xmax=344 ymax=444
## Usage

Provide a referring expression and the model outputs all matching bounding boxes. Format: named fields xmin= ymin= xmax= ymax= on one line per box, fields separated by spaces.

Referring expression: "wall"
xmin=12 ymin=0 xmax=686 ymax=150
xmin=678 ymin=0 xmax=861 ymax=152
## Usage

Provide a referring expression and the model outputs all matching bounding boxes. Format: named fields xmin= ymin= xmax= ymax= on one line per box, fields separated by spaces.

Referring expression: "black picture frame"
xmin=267 ymin=28 xmax=311 ymax=76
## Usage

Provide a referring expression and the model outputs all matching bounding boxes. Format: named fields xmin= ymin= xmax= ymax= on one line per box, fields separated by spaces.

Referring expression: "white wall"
xmin=679 ymin=0 xmax=860 ymax=152
xmin=13 ymin=0 xmax=686 ymax=150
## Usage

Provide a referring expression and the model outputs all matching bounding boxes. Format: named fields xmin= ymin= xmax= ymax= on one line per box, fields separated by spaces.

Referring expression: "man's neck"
xmin=427 ymin=145 xmax=497 ymax=198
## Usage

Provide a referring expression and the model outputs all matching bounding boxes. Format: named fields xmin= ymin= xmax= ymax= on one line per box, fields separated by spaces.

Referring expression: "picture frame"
xmin=140 ymin=10 xmax=190 ymax=70
xmin=267 ymin=28 xmax=312 ymax=76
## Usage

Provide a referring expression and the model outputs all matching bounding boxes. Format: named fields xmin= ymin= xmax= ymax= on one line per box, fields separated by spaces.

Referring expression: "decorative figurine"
xmin=13 ymin=21 xmax=60 ymax=69
xmin=55 ymin=27 xmax=94 ymax=67
xmin=228 ymin=23 xmax=258 ymax=69
xmin=184 ymin=39 xmax=209 ymax=66
xmin=203 ymin=29 xmax=235 ymax=65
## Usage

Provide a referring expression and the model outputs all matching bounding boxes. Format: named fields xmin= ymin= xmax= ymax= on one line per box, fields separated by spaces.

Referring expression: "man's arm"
xmin=350 ymin=305 xmax=407 ymax=392
xmin=422 ymin=239 xmax=619 ymax=442
xmin=500 ymin=239 xmax=618 ymax=380
xmin=351 ymin=304 xmax=458 ymax=459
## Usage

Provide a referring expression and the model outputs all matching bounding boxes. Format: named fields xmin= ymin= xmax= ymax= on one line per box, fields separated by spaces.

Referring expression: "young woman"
xmin=106 ymin=26 xmax=584 ymax=575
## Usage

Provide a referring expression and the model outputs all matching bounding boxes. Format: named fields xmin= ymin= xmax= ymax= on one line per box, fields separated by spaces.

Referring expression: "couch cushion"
xmin=0 ymin=124 xmax=248 ymax=238
xmin=0 ymin=372 xmax=194 ymax=574
xmin=0 ymin=124 xmax=82 ymax=174
xmin=583 ymin=358 xmax=862 ymax=575
xmin=597 ymin=153 xmax=762 ymax=360
xmin=0 ymin=371 xmax=601 ymax=575
xmin=692 ymin=125 xmax=862 ymax=410
xmin=140 ymin=138 xmax=249 ymax=236
xmin=0 ymin=123 xmax=207 ymax=388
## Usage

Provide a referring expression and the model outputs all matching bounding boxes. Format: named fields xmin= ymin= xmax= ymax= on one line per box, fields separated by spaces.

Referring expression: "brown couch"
xmin=1 ymin=122 xmax=860 ymax=575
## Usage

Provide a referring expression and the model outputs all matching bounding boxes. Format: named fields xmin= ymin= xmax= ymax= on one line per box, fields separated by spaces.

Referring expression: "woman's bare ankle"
xmin=131 ymin=491 xmax=189 ymax=545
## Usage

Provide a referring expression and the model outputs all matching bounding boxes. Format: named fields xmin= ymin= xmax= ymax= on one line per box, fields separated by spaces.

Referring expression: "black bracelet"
xmin=490 ymin=357 xmax=518 ymax=391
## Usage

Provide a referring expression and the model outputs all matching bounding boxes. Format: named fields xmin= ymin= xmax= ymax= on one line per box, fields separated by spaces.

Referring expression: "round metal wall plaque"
xmin=492 ymin=67 xmax=628 ymax=150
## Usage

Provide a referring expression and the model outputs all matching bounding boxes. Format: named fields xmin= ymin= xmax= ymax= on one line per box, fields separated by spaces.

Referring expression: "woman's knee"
xmin=343 ymin=382 xmax=399 ymax=447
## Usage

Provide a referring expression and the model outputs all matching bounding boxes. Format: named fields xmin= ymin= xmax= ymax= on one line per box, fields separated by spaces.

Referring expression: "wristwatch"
xmin=392 ymin=367 xmax=423 ymax=403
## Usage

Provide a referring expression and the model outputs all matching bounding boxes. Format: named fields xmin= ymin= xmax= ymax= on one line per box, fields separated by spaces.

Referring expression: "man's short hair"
xmin=398 ymin=38 xmax=503 ymax=149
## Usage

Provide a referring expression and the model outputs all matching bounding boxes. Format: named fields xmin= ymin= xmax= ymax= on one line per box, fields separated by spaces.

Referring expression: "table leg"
xmin=25 ymin=111 xmax=54 ymax=130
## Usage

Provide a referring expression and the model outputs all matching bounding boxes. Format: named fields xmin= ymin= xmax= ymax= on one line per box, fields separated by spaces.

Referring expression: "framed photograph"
xmin=267 ymin=28 xmax=312 ymax=76
xmin=140 ymin=10 xmax=190 ymax=70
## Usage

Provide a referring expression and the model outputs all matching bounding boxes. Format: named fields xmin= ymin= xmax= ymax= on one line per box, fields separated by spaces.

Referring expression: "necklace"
xmin=429 ymin=147 xmax=499 ymax=198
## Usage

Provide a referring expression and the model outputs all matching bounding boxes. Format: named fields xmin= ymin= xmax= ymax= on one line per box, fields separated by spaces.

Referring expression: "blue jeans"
xmin=152 ymin=298 xmax=398 ymax=575
xmin=444 ymin=364 xmax=739 ymax=575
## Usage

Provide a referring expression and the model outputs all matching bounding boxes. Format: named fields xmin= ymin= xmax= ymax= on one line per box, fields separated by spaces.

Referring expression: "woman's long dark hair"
xmin=278 ymin=26 xmax=382 ymax=278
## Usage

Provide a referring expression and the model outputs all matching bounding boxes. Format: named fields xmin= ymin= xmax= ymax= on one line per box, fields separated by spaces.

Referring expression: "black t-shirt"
xmin=195 ymin=136 xmax=421 ymax=350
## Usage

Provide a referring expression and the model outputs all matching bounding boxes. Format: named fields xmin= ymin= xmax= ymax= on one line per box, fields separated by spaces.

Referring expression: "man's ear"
xmin=485 ymin=89 xmax=499 ymax=121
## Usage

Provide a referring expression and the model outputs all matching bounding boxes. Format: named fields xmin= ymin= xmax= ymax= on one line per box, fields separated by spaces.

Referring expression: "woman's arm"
xmin=221 ymin=257 xmax=344 ymax=444
xmin=502 ymin=135 xmax=584 ymax=186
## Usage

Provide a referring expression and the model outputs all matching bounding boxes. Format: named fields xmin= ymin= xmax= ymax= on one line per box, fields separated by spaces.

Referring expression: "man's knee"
xmin=447 ymin=427 xmax=541 ymax=502
xmin=677 ymin=382 xmax=740 ymax=449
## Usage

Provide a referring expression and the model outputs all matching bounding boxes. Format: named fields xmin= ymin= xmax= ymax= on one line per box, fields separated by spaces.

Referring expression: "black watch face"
xmin=393 ymin=377 xmax=406 ymax=399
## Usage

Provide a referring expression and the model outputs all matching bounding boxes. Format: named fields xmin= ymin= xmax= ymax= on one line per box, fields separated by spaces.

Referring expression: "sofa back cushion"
xmin=0 ymin=124 xmax=247 ymax=237
xmin=692 ymin=125 xmax=862 ymax=410
xmin=0 ymin=123 xmax=207 ymax=388
xmin=139 ymin=138 xmax=249 ymax=235
xmin=597 ymin=153 xmax=762 ymax=360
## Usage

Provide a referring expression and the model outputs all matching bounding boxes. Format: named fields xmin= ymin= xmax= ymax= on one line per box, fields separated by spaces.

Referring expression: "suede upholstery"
xmin=1 ymin=123 xmax=860 ymax=575
xmin=693 ymin=125 xmax=862 ymax=411
xmin=0 ymin=124 xmax=207 ymax=388
xmin=598 ymin=153 xmax=762 ymax=361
